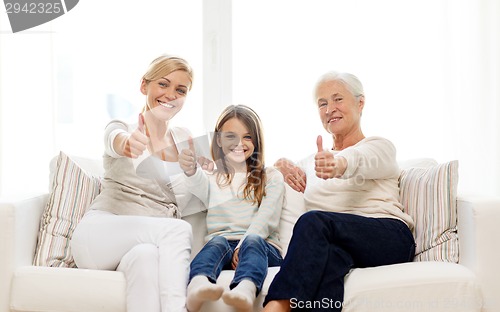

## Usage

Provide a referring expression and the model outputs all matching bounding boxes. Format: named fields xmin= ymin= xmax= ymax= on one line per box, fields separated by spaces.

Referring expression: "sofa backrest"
xmin=49 ymin=155 xmax=454 ymax=262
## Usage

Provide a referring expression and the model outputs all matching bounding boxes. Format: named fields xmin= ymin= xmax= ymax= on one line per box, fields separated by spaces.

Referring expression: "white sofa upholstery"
xmin=1 ymin=157 xmax=499 ymax=312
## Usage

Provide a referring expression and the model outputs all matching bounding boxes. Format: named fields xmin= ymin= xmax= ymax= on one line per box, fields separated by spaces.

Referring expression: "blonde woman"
xmin=71 ymin=55 xmax=200 ymax=312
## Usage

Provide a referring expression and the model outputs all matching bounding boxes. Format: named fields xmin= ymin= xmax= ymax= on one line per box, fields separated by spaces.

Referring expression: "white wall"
xmin=231 ymin=0 xmax=500 ymax=197
xmin=1 ymin=0 xmax=499 ymax=197
xmin=0 ymin=0 xmax=203 ymax=197
xmin=0 ymin=18 xmax=55 ymax=198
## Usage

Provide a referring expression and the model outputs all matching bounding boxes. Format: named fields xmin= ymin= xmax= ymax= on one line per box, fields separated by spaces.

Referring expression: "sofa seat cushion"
xmin=10 ymin=266 xmax=126 ymax=312
xmin=197 ymin=261 xmax=482 ymax=312
xmin=9 ymin=262 xmax=482 ymax=312
xmin=343 ymin=261 xmax=482 ymax=312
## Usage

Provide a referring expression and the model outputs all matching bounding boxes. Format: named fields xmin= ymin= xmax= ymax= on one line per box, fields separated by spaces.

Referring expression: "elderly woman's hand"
xmin=315 ymin=135 xmax=347 ymax=180
xmin=274 ymin=158 xmax=307 ymax=193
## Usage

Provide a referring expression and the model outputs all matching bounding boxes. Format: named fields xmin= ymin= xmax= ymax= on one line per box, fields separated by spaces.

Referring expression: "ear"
xmin=140 ymin=79 xmax=148 ymax=95
xmin=216 ymin=133 xmax=222 ymax=148
xmin=358 ymin=95 xmax=365 ymax=113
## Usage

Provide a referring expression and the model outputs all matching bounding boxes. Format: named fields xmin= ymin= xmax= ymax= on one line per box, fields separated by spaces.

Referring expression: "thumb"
xmin=138 ymin=113 xmax=150 ymax=137
xmin=188 ymin=136 xmax=196 ymax=154
xmin=316 ymin=135 xmax=324 ymax=153
xmin=138 ymin=113 xmax=145 ymax=133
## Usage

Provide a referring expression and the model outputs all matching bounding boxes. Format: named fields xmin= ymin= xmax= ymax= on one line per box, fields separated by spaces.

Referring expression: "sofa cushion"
xmin=399 ymin=160 xmax=459 ymax=262
xmin=278 ymin=184 xmax=306 ymax=256
xmin=10 ymin=266 xmax=126 ymax=312
xmin=197 ymin=261 xmax=482 ymax=312
xmin=343 ymin=261 xmax=482 ymax=312
xmin=34 ymin=151 xmax=102 ymax=267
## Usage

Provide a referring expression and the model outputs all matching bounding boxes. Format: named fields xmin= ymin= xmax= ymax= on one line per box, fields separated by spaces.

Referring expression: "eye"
xmin=334 ymin=97 xmax=343 ymax=102
xmin=318 ymin=102 xmax=327 ymax=109
xmin=176 ymin=88 xmax=187 ymax=95
xmin=243 ymin=135 xmax=252 ymax=140
xmin=159 ymin=82 xmax=168 ymax=88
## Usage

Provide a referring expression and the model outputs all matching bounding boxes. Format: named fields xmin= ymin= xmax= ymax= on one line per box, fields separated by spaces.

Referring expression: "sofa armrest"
xmin=457 ymin=195 xmax=500 ymax=312
xmin=0 ymin=194 xmax=49 ymax=312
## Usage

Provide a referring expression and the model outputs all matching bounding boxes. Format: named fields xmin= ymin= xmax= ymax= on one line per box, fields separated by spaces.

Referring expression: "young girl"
xmin=71 ymin=55 xmax=201 ymax=312
xmin=179 ymin=105 xmax=285 ymax=312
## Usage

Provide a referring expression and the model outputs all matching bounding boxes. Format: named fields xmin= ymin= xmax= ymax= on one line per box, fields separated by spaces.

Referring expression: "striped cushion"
xmin=33 ymin=151 xmax=101 ymax=267
xmin=399 ymin=160 xmax=459 ymax=262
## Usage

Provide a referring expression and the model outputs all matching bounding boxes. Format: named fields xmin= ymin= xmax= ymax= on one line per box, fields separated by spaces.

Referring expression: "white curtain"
xmin=441 ymin=0 xmax=500 ymax=196
xmin=231 ymin=0 xmax=500 ymax=196
xmin=0 ymin=0 xmax=499 ymax=197
xmin=0 ymin=0 xmax=203 ymax=197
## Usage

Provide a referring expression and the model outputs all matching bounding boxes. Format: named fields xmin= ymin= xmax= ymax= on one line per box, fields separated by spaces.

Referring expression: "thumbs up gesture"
xmin=180 ymin=137 xmax=215 ymax=176
xmin=179 ymin=137 xmax=198 ymax=176
xmin=315 ymin=135 xmax=346 ymax=180
xmin=123 ymin=114 xmax=150 ymax=158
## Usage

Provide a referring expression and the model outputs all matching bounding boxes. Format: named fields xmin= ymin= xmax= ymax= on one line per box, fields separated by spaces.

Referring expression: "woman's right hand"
xmin=120 ymin=114 xmax=150 ymax=158
xmin=274 ymin=158 xmax=307 ymax=193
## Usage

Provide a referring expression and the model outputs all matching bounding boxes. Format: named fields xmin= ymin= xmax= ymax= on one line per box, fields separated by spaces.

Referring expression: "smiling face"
xmin=217 ymin=117 xmax=255 ymax=171
xmin=140 ymin=70 xmax=191 ymax=121
xmin=316 ymin=80 xmax=364 ymax=136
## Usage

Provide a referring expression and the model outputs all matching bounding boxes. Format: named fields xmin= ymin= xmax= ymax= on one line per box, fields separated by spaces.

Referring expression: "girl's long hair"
xmin=211 ymin=105 xmax=266 ymax=206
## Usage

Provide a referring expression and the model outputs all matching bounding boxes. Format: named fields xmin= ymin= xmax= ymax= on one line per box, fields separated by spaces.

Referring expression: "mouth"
xmin=230 ymin=148 xmax=247 ymax=154
xmin=158 ymin=100 xmax=175 ymax=109
xmin=328 ymin=117 xmax=342 ymax=123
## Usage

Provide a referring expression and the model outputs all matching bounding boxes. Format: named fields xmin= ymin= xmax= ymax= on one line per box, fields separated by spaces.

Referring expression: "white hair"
xmin=313 ymin=71 xmax=364 ymax=100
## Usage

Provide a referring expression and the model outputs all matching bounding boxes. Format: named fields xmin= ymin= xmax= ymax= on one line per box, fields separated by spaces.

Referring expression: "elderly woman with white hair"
xmin=262 ymin=71 xmax=416 ymax=311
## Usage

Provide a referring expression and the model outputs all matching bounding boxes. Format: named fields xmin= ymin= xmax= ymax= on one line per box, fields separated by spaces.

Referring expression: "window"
xmin=52 ymin=0 xmax=204 ymax=157
xmin=0 ymin=0 xmax=203 ymax=196
xmin=232 ymin=0 xmax=449 ymax=163
xmin=1 ymin=0 xmax=499 ymax=197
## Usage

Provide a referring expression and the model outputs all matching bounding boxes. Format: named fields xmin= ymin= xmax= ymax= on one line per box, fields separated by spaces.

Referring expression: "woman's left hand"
xmin=315 ymin=135 xmax=347 ymax=179
xmin=197 ymin=156 xmax=215 ymax=173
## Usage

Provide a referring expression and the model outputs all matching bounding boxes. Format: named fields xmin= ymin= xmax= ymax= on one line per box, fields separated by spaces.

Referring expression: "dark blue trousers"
xmin=264 ymin=211 xmax=415 ymax=311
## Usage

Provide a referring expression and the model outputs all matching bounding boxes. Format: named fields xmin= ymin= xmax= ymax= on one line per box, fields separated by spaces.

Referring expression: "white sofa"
xmin=1 ymin=156 xmax=499 ymax=312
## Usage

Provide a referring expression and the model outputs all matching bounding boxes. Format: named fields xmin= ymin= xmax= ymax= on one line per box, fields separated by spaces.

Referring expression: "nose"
xmin=165 ymin=88 xmax=177 ymax=101
xmin=325 ymin=101 xmax=336 ymax=114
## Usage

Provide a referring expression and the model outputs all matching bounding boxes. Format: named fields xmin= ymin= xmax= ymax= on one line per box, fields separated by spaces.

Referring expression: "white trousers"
xmin=71 ymin=210 xmax=192 ymax=312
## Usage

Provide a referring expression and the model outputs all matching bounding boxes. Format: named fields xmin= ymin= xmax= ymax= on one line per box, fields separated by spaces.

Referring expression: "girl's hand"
xmin=274 ymin=158 xmax=307 ymax=193
xmin=315 ymin=135 xmax=347 ymax=179
xmin=231 ymin=248 xmax=239 ymax=269
xmin=197 ymin=155 xmax=215 ymax=173
xmin=179 ymin=137 xmax=197 ymax=176
xmin=123 ymin=114 xmax=150 ymax=158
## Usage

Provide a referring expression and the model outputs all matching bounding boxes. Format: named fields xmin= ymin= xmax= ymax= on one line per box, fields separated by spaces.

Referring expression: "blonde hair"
xmin=142 ymin=54 xmax=193 ymax=90
xmin=211 ymin=105 xmax=267 ymax=206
